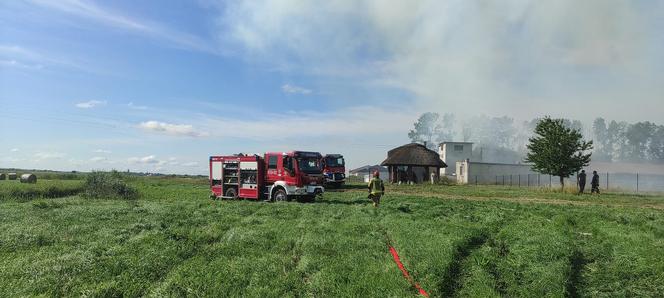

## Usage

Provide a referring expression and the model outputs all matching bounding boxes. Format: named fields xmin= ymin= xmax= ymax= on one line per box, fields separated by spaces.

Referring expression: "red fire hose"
xmin=384 ymin=234 xmax=429 ymax=297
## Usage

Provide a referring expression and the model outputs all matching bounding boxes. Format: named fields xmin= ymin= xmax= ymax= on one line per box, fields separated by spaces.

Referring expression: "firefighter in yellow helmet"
xmin=368 ymin=170 xmax=385 ymax=207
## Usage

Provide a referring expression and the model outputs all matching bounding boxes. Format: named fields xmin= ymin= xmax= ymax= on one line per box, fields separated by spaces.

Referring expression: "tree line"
xmin=408 ymin=113 xmax=663 ymax=164
xmin=592 ymin=118 xmax=664 ymax=163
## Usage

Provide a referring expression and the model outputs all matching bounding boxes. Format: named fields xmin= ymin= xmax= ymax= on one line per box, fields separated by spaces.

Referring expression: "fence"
xmin=468 ymin=172 xmax=664 ymax=193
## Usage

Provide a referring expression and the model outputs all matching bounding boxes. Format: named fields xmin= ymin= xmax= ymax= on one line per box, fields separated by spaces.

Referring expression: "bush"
xmin=436 ymin=175 xmax=456 ymax=185
xmin=83 ymin=171 xmax=138 ymax=200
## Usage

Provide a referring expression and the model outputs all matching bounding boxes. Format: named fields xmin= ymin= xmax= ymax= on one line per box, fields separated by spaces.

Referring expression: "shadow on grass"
xmin=316 ymin=198 xmax=371 ymax=206
xmin=325 ymin=184 xmax=368 ymax=192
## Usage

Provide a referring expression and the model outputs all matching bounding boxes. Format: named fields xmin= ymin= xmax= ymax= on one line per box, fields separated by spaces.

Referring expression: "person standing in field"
xmin=591 ymin=170 xmax=600 ymax=194
xmin=577 ymin=170 xmax=587 ymax=194
xmin=368 ymin=170 xmax=385 ymax=207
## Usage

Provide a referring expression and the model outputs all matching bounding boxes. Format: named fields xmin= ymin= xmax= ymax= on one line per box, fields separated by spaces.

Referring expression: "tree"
xmin=650 ymin=125 xmax=664 ymax=163
xmin=525 ymin=117 xmax=593 ymax=190
xmin=440 ymin=113 xmax=455 ymax=142
xmin=408 ymin=112 xmax=454 ymax=150
xmin=470 ymin=115 xmax=516 ymax=149
xmin=625 ymin=121 xmax=656 ymax=162
xmin=607 ymin=120 xmax=628 ymax=161
xmin=592 ymin=118 xmax=611 ymax=161
xmin=561 ymin=118 xmax=583 ymax=132
xmin=461 ymin=122 xmax=473 ymax=142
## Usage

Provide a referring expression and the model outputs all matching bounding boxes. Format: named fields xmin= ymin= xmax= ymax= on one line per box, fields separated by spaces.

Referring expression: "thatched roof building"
xmin=381 ymin=143 xmax=447 ymax=183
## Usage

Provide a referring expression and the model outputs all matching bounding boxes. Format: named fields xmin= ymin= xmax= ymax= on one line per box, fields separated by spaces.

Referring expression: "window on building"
xmin=454 ymin=144 xmax=464 ymax=152
xmin=268 ymin=155 xmax=278 ymax=169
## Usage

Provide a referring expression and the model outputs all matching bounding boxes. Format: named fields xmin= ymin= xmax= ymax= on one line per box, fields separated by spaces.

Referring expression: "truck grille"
xmin=334 ymin=173 xmax=344 ymax=181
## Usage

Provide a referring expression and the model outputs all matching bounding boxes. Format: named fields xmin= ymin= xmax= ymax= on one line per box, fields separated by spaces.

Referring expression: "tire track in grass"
xmin=376 ymin=202 xmax=509 ymax=297
xmin=147 ymin=202 xmax=264 ymax=295
xmin=469 ymin=235 xmax=508 ymax=297
xmin=439 ymin=233 xmax=488 ymax=297
xmin=486 ymin=262 xmax=508 ymax=296
xmin=565 ymin=250 xmax=588 ymax=298
xmin=383 ymin=190 xmax=664 ymax=210
xmin=379 ymin=228 xmax=429 ymax=297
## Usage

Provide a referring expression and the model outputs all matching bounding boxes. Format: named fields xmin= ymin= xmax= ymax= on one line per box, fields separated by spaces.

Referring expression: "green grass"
xmin=1 ymin=177 xmax=663 ymax=297
xmin=82 ymin=171 xmax=138 ymax=200
xmin=0 ymin=179 xmax=84 ymax=200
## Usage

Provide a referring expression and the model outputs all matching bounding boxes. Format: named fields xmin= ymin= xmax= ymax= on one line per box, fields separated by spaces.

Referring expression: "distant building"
xmin=439 ymin=142 xmax=474 ymax=176
xmin=437 ymin=141 xmax=542 ymax=184
xmin=349 ymin=165 xmax=389 ymax=183
xmin=381 ymin=143 xmax=447 ymax=183
xmin=349 ymin=165 xmax=388 ymax=177
xmin=456 ymin=160 xmax=538 ymax=184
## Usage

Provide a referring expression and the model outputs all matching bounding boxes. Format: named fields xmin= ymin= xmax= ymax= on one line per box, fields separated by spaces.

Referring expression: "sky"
xmin=1 ymin=0 xmax=663 ymax=175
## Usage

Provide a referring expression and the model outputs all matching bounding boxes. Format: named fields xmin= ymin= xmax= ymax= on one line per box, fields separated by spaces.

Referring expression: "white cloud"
xmin=75 ymin=100 xmax=106 ymax=109
xmin=128 ymin=155 xmax=159 ymax=164
xmin=127 ymin=102 xmax=148 ymax=110
xmin=0 ymin=59 xmax=44 ymax=70
xmin=138 ymin=121 xmax=209 ymax=137
xmin=181 ymin=161 xmax=199 ymax=167
xmin=93 ymin=149 xmax=112 ymax=154
xmin=0 ymin=44 xmax=96 ymax=73
xmin=167 ymin=157 xmax=179 ymax=164
xmin=10 ymin=148 xmax=19 ymax=152
xmin=90 ymin=156 xmax=107 ymax=162
xmin=281 ymin=84 xmax=312 ymax=95
xmin=26 ymin=0 xmax=217 ymax=54
xmin=35 ymin=152 xmax=65 ymax=159
xmin=218 ymin=0 xmax=664 ymax=121
xmin=200 ymin=105 xmax=414 ymax=140
xmin=1 ymin=157 xmax=24 ymax=163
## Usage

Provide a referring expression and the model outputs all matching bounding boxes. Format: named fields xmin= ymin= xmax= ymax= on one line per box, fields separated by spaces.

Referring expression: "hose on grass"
xmin=380 ymin=228 xmax=429 ymax=297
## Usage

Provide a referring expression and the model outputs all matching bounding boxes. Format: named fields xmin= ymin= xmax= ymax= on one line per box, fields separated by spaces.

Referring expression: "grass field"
xmin=1 ymin=177 xmax=663 ymax=297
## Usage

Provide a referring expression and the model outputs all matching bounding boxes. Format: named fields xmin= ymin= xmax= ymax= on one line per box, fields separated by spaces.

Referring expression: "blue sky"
xmin=1 ymin=0 xmax=663 ymax=174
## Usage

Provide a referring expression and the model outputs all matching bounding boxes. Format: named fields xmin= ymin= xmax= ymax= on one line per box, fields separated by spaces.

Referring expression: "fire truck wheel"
xmin=225 ymin=187 xmax=238 ymax=199
xmin=272 ymin=188 xmax=288 ymax=202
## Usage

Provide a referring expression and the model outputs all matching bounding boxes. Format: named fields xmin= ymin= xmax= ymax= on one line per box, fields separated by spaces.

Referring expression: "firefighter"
xmin=591 ymin=170 xmax=600 ymax=194
xmin=577 ymin=170 xmax=587 ymax=194
xmin=368 ymin=170 xmax=385 ymax=207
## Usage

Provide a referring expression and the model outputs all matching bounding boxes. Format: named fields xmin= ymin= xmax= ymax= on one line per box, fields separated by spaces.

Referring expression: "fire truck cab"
xmin=322 ymin=154 xmax=346 ymax=187
xmin=209 ymin=151 xmax=325 ymax=201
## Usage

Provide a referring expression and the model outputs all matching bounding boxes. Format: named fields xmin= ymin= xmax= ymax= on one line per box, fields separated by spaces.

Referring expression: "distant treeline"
xmin=408 ymin=113 xmax=663 ymax=164
xmin=592 ymin=118 xmax=664 ymax=163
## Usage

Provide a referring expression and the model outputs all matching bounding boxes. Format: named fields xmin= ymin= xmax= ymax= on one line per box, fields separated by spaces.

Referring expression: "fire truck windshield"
xmin=325 ymin=157 xmax=344 ymax=167
xmin=297 ymin=158 xmax=321 ymax=174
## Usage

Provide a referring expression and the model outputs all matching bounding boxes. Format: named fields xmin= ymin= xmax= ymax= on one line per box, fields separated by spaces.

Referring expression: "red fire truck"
xmin=321 ymin=154 xmax=345 ymax=187
xmin=209 ymin=151 xmax=325 ymax=201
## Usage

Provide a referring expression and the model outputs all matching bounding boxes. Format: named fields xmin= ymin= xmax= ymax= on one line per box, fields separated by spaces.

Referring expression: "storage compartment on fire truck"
xmin=239 ymin=161 xmax=259 ymax=199
xmin=222 ymin=160 xmax=239 ymax=197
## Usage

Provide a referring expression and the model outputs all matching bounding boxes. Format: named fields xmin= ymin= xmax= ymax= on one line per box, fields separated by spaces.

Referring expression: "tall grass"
xmin=82 ymin=171 xmax=138 ymax=200
xmin=0 ymin=180 xmax=84 ymax=200
xmin=0 ymin=179 xmax=662 ymax=296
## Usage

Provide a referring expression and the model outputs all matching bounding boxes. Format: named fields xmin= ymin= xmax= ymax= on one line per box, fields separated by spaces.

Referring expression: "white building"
xmin=456 ymin=160 xmax=539 ymax=184
xmin=437 ymin=141 xmax=573 ymax=186
xmin=438 ymin=142 xmax=474 ymax=176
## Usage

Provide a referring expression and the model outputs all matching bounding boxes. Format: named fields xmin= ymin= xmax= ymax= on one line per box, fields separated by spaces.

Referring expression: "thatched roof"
xmin=381 ymin=143 xmax=447 ymax=167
